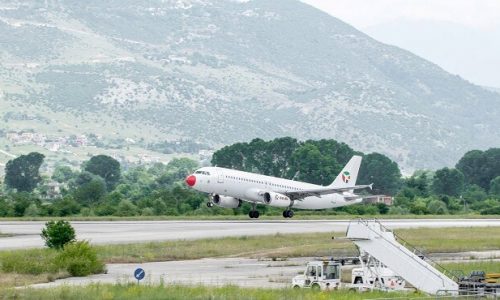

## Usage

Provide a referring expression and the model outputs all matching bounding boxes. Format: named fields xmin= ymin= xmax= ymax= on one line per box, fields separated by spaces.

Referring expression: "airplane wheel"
xmin=282 ymin=211 xmax=287 ymax=218
xmin=207 ymin=202 xmax=214 ymax=208
xmin=249 ymin=211 xmax=259 ymax=218
xmin=287 ymin=210 xmax=294 ymax=218
xmin=254 ymin=211 xmax=260 ymax=218
xmin=249 ymin=211 xmax=254 ymax=218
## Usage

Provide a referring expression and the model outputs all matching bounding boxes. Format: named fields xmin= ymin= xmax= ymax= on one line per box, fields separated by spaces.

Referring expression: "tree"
xmin=358 ymin=153 xmax=402 ymax=195
xmin=405 ymin=171 xmax=433 ymax=197
xmin=72 ymin=172 xmax=107 ymax=205
xmin=4 ymin=152 xmax=45 ymax=192
xmin=52 ymin=197 xmax=81 ymax=216
xmin=41 ymin=220 xmax=76 ymax=249
xmin=431 ymin=168 xmax=465 ymax=197
xmin=457 ymin=148 xmax=500 ymax=190
xmin=288 ymin=143 xmax=336 ymax=185
xmin=489 ymin=176 xmax=500 ymax=198
xmin=84 ymin=155 xmax=121 ymax=190
xmin=52 ymin=166 xmax=76 ymax=183
xmin=463 ymin=184 xmax=488 ymax=203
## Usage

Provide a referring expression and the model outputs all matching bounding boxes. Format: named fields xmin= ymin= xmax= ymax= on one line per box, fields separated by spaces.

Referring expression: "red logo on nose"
xmin=185 ymin=175 xmax=196 ymax=187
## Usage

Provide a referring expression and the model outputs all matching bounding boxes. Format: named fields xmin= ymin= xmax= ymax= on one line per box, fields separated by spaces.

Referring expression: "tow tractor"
xmin=292 ymin=255 xmax=405 ymax=292
xmin=292 ymin=260 xmax=341 ymax=290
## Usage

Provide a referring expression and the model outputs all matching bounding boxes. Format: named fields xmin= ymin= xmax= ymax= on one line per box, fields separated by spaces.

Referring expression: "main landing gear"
xmin=207 ymin=202 xmax=214 ymax=208
xmin=283 ymin=209 xmax=294 ymax=218
xmin=249 ymin=202 xmax=260 ymax=219
xmin=249 ymin=210 xmax=260 ymax=218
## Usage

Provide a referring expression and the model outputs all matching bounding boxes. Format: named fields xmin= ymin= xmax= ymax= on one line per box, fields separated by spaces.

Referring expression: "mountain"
xmin=1 ymin=0 xmax=499 ymax=172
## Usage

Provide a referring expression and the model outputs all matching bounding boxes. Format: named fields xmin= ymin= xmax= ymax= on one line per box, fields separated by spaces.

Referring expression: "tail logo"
xmin=342 ymin=171 xmax=351 ymax=183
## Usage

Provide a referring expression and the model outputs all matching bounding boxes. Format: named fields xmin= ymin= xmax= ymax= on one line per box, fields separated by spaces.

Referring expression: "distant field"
xmin=0 ymin=283 xmax=426 ymax=300
xmin=1 ymin=214 xmax=499 ymax=222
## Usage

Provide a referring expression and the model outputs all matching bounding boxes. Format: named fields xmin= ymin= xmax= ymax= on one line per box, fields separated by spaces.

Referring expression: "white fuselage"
xmin=187 ymin=167 xmax=361 ymax=210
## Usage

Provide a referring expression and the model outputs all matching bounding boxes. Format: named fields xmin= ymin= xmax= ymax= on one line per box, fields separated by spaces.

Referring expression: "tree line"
xmin=0 ymin=138 xmax=499 ymax=217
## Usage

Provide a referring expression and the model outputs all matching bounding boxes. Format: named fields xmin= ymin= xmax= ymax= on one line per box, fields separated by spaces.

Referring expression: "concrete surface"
xmin=30 ymin=251 xmax=500 ymax=289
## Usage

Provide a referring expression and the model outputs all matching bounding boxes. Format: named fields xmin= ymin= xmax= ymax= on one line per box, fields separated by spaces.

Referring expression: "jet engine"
xmin=263 ymin=192 xmax=292 ymax=207
xmin=212 ymin=195 xmax=242 ymax=208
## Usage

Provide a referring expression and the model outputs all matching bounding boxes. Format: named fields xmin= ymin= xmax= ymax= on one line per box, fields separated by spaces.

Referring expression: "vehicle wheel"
xmin=249 ymin=211 xmax=255 ymax=218
xmin=287 ymin=210 xmax=294 ymax=218
xmin=254 ymin=211 xmax=260 ymax=218
xmin=282 ymin=210 xmax=287 ymax=218
xmin=293 ymin=285 xmax=300 ymax=289
xmin=311 ymin=283 xmax=321 ymax=291
xmin=207 ymin=202 xmax=214 ymax=208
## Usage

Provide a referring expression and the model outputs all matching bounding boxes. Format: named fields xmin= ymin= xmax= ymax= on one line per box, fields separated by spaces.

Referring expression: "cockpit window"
xmin=195 ymin=171 xmax=210 ymax=175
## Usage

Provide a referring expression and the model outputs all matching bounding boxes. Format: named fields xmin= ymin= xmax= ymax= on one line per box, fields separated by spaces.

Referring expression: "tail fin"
xmin=329 ymin=155 xmax=362 ymax=188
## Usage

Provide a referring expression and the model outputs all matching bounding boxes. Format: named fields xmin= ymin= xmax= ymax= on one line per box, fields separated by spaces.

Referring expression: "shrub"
xmin=24 ymin=203 xmax=40 ymax=217
xmin=114 ymin=199 xmax=138 ymax=216
xmin=55 ymin=241 xmax=105 ymax=276
xmin=41 ymin=220 xmax=76 ymax=249
xmin=427 ymin=199 xmax=448 ymax=214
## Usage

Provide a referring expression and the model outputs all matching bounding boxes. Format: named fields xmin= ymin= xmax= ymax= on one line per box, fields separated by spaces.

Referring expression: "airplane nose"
xmin=185 ymin=175 xmax=196 ymax=187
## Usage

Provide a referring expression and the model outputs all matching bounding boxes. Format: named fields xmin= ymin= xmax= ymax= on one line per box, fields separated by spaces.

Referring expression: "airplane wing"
xmin=283 ymin=184 xmax=373 ymax=200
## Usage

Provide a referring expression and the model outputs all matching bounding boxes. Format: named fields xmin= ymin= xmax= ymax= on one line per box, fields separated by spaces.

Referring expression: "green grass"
xmin=96 ymin=227 xmax=500 ymax=263
xmin=1 ymin=227 xmax=499 ymax=289
xmin=0 ymin=214 xmax=499 ymax=221
xmin=441 ymin=261 xmax=500 ymax=276
xmin=0 ymin=283 xmax=427 ymax=300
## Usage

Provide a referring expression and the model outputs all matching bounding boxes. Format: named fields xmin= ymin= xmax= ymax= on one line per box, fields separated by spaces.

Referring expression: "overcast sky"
xmin=301 ymin=0 xmax=500 ymax=88
xmin=301 ymin=0 xmax=500 ymax=29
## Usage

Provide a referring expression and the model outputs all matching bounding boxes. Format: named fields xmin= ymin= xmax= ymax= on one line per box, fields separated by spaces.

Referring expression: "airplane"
xmin=185 ymin=155 xmax=374 ymax=218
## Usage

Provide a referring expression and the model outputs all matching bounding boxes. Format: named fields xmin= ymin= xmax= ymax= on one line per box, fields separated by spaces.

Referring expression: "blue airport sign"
xmin=134 ymin=268 xmax=145 ymax=281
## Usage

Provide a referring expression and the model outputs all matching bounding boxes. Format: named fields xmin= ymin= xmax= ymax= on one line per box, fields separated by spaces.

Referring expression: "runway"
xmin=1 ymin=219 xmax=499 ymax=250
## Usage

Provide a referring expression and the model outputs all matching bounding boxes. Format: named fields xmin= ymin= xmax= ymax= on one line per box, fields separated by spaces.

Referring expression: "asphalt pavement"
xmin=1 ymin=219 xmax=499 ymax=250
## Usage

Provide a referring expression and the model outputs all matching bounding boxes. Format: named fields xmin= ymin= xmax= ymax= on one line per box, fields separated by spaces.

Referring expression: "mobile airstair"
xmin=345 ymin=219 xmax=459 ymax=295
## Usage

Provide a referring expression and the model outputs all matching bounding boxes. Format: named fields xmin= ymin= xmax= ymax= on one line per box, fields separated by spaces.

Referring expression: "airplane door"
xmin=217 ymin=169 xmax=224 ymax=183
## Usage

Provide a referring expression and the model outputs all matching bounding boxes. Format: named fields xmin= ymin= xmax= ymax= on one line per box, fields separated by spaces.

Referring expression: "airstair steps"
xmin=346 ymin=219 xmax=458 ymax=295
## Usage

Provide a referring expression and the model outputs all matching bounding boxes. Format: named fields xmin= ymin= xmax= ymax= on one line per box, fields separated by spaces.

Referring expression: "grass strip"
xmin=0 ymin=283 xmax=427 ymax=300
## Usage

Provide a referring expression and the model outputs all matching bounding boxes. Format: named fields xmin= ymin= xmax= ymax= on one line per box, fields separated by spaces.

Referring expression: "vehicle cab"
xmin=292 ymin=261 xmax=341 ymax=290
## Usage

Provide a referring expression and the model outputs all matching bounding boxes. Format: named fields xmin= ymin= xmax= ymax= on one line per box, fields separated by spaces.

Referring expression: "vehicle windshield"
xmin=194 ymin=170 xmax=211 ymax=175
xmin=324 ymin=264 xmax=339 ymax=279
